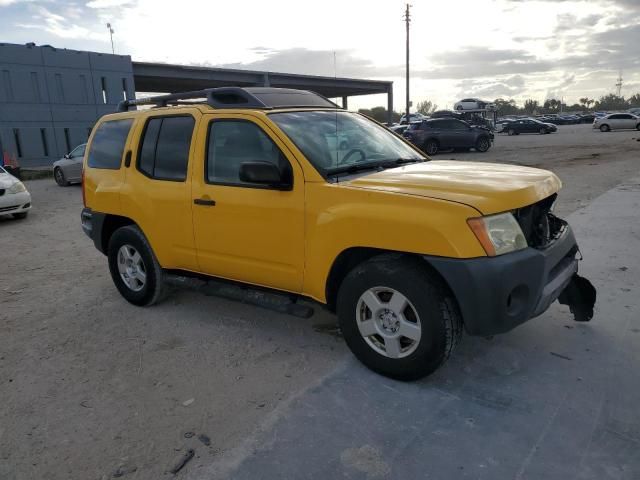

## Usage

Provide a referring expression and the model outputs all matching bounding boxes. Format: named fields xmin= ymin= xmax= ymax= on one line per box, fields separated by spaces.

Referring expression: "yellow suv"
xmin=81 ymin=87 xmax=595 ymax=380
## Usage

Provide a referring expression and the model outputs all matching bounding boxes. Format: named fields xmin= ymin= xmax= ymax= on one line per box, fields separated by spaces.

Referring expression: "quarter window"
xmin=206 ymin=120 xmax=290 ymax=186
xmin=87 ymin=119 xmax=133 ymax=169
xmin=138 ymin=116 xmax=194 ymax=181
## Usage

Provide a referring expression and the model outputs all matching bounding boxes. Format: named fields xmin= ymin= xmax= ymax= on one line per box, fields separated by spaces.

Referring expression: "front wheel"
xmin=508 ymin=128 xmax=516 ymax=136
xmin=337 ymin=254 xmax=463 ymax=381
xmin=539 ymin=128 xmax=546 ymax=135
xmin=636 ymin=123 xmax=640 ymax=131
xmin=475 ymin=137 xmax=490 ymax=152
xmin=107 ymin=225 xmax=165 ymax=306
xmin=600 ymin=124 xmax=610 ymax=132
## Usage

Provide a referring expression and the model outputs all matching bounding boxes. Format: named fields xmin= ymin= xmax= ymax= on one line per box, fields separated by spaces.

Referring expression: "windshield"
xmin=269 ymin=111 xmax=425 ymax=176
xmin=0 ymin=166 xmax=6 ymax=174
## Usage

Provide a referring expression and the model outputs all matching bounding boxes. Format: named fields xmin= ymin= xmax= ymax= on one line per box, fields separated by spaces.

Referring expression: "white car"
xmin=454 ymin=98 xmax=495 ymax=111
xmin=0 ymin=166 xmax=31 ymax=219
xmin=593 ymin=113 xmax=640 ymax=132
xmin=398 ymin=113 xmax=425 ymax=124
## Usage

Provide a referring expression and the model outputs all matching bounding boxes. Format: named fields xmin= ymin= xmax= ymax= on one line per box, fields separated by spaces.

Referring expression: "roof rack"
xmin=117 ymin=87 xmax=341 ymax=112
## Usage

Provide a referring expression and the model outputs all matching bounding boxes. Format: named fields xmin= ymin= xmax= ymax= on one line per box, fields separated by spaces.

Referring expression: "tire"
xmin=539 ymin=128 xmax=546 ymax=135
xmin=54 ymin=168 xmax=69 ymax=187
xmin=600 ymin=124 xmax=610 ymax=132
xmin=508 ymin=128 xmax=516 ymax=136
xmin=12 ymin=212 xmax=28 ymax=219
xmin=423 ymin=139 xmax=439 ymax=156
xmin=636 ymin=123 xmax=640 ymax=131
xmin=337 ymin=254 xmax=463 ymax=381
xmin=456 ymin=105 xmax=463 ymax=111
xmin=107 ymin=225 xmax=165 ymax=306
xmin=475 ymin=136 xmax=490 ymax=152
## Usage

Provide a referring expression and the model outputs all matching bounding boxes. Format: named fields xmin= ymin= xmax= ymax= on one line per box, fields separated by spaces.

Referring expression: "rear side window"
xmin=138 ymin=116 xmax=194 ymax=181
xmin=87 ymin=119 xmax=133 ymax=169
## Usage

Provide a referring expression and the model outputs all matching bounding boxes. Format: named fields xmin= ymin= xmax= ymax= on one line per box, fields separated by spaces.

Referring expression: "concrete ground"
xmin=1 ymin=124 xmax=639 ymax=479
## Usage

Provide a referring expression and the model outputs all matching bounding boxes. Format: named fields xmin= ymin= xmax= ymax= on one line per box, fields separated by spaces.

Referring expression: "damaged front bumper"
xmin=425 ymin=223 xmax=595 ymax=336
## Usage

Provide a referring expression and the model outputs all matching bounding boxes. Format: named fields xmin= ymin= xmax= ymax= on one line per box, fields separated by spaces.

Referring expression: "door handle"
xmin=194 ymin=198 xmax=216 ymax=206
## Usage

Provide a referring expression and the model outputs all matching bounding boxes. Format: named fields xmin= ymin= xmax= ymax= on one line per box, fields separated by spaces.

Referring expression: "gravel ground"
xmin=1 ymin=123 xmax=639 ymax=479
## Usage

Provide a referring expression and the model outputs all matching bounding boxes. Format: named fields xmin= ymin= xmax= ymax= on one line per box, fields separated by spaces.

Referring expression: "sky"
xmin=1 ymin=0 xmax=639 ymax=112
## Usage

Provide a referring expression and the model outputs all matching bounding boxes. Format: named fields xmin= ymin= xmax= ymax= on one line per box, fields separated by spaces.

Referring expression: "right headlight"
xmin=467 ymin=212 xmax=528 ymax=256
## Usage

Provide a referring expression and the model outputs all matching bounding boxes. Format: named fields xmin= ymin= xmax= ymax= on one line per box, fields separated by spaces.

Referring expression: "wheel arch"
xmin=324 ymin=247 xmax=458 ymax=314
xmin=98 ymin=214 xmax=137 ymax=254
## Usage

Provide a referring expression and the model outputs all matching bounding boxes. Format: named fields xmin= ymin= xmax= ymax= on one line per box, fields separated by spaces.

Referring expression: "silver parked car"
xmin=593 ymin=113 xmax=640 ymax=132
xmin=52 ymin=143 xmax=86 ymax=186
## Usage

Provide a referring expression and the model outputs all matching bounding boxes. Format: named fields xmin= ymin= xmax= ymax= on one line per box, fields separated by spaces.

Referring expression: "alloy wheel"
xmin=355 ymin=287 xmax=422 ymax=359
xmin=117 ymin=244 xmax=147 ymax=292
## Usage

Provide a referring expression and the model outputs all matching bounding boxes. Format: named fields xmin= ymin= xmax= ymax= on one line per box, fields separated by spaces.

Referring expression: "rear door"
xmin=67 ymin=144 xmax=86 ymax=181
xmin=124 ymin=110 xmax=200 ymax=271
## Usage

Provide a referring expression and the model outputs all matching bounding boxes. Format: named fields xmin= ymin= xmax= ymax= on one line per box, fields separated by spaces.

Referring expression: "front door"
xmin=67 ymin=144 xmax=86 ymax=181
xmin=191 ymin=114 xmax=305 ymax=293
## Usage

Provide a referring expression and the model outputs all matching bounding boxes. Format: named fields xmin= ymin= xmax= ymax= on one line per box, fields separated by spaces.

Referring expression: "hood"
xmin=0 ymin=172 xmax=18 ymax=189
xmin=346 ymin=161 xmax=561 ymax=215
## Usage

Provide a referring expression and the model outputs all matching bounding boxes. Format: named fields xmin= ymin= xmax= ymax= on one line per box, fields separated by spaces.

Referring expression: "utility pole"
xmin=107 ymin=23 xmax=115 ymax=54
xmin=615 ymin=70 xmax=623 ymax=97
xmin=404 ymin=4 xmax=411 ymax=122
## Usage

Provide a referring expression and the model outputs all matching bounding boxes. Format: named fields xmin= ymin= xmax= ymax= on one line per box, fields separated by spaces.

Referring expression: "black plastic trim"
xmin=426 ymin=224 xmax=579 ymax=336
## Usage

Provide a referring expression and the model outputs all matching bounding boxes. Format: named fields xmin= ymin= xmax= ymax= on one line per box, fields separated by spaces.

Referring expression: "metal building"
xmin=0 ymin=43 xmax=135 ymax=168
xmin=0 ymin=42 xmax=393 ymax=167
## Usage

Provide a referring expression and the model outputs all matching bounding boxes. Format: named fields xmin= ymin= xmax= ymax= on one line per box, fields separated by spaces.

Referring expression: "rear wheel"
xmin=337 ymin=254 xmax=463 ymax=381
xmin=475 ymin=136 xmax=490 ymax=152
xmin=424 ymin=139 xmax=439 ymax=156
xmin=107 ymin=225 xmax=165 ymax=306
xmin=600 ymin=124 xmax=610 ymax=132
xmin=508 ymin=128 xmax=516 ymax=136
xmin=54 ymin=168 xmax=69 ymax=187
xmin=636 ymin=123 xmax=640 ymax=131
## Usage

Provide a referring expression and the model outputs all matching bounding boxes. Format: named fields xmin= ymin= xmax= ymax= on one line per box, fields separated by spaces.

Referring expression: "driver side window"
xmin=206 ymin=120 xmax=291 ymax=186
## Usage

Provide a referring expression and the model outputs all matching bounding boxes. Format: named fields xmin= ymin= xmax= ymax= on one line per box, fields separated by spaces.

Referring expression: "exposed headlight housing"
xmin=7 ymin=181 xmax=26 ymax=194
xmin=467 ymin=212 xmax=528 ymax=256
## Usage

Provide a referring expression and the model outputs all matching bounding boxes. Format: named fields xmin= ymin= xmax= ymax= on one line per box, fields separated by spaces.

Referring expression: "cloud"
xmin=456 ymin=75 xmax=528 ymax=99
xmin=86 ymin=0 xmax=134 ymax=8
xmin=217 ymin=48 xmax=401 ymax=79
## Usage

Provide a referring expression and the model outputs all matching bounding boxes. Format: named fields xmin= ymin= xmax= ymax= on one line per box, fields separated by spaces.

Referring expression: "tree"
xmin=416 ymin=100 xmax=438 ymax=116
xmin=594 ymin=94 xmax=628 ymax=111
xmin=357 ymin=107 xmax=401 ymax=123
xmin=579 ymin=97 xmax=595 ymax=110
xmin=628 ymin=93 xmax=640 ymax=107
xmin=493 ymin=98 xmax=519 ymax=115
xmin=543 ymin=98 xmax=561 ymax=112
xmin=523 ymin=99 xmax=539 ymax=114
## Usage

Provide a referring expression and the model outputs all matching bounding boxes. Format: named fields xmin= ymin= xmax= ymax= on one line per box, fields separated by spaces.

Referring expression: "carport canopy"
xmin=132 ymin=61 xmax=394 ymax=121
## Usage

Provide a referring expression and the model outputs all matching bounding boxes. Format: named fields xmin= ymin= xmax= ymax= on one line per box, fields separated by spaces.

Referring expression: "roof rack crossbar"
xmin=117 ymin=87 xmax=270 ymax=112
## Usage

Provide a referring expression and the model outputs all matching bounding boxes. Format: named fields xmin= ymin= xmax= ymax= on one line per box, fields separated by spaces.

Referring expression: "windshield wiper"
xmin=326 ymin=158 xmax=424 ymax=177
xmin=380 ymin=158 xmax=424 ymax=167
xmin=326 ymin=162 xmax=387 ymax=176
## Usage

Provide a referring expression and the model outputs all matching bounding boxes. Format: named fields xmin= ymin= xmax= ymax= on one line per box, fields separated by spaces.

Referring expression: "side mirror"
xmin=239 ymin=162 xmax=291 ymax=190
xmin=64 ymin=154 xmax=71 ymax=159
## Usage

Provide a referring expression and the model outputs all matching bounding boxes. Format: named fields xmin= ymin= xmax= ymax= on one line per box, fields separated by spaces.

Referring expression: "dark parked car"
xmin=402 ymin=118 xmax=494 ymax=155
xmin=505 ymin=118 xmax=556 ymax=135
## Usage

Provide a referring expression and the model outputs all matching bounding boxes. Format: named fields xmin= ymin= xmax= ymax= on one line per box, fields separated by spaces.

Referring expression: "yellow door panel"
xmin=191 ymin=113 xmax=305 ymax=293
xmin=119 ymin=110 xmax=201 ymax=271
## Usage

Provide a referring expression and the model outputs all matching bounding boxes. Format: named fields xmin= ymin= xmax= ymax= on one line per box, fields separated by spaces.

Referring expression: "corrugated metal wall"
xmin=0 ymin=43 xmax=135 ymax=167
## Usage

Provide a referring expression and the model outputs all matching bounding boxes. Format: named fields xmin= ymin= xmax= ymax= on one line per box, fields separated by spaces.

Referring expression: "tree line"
xmin=358 ymin=93 xmax=640 ymax=123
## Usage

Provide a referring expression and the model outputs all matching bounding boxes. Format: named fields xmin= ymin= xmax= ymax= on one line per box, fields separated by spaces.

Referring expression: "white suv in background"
xmin=593 ymin=113 xmax=640 ymax=132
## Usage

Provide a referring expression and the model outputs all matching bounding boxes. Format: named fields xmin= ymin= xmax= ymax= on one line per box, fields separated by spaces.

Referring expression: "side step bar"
xmin=165 ymin=274 xmax=315 ymax=319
